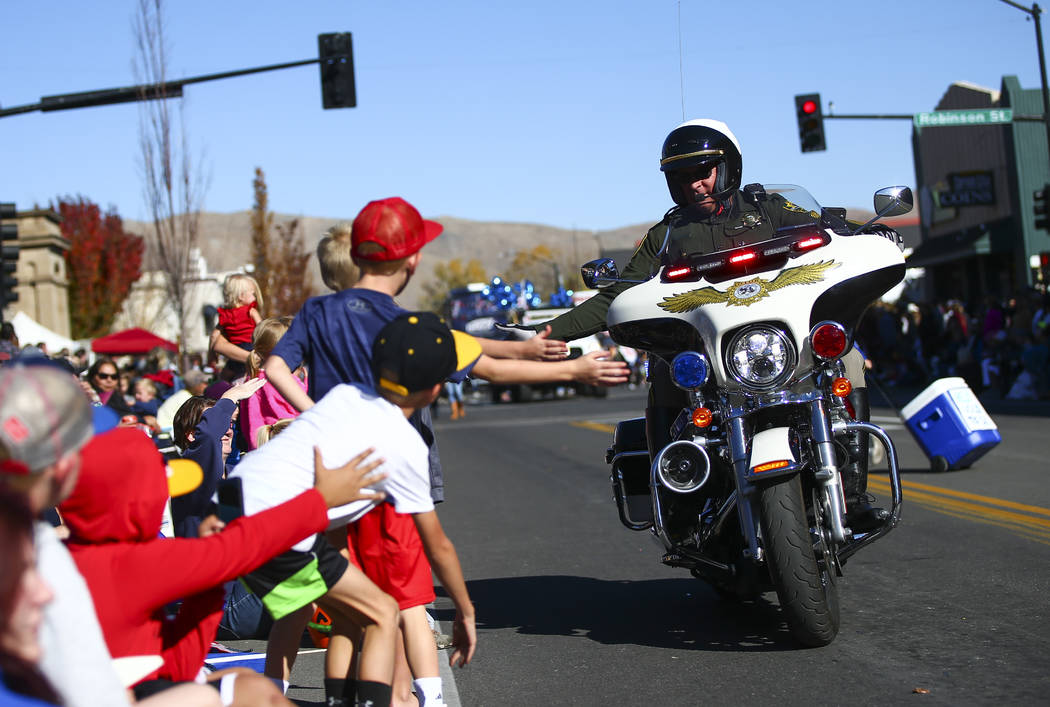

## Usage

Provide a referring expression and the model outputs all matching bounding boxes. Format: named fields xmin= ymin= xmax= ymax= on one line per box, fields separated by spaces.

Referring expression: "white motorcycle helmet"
xmin=660 ymin=119 xmax=743 ymax=207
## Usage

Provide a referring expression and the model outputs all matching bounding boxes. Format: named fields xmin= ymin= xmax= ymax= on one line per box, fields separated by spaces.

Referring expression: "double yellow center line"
xmin=867 ymin=476 xmax=1050 ymax=546
xmin=571 ymin=422 xmax=1050 ymax=546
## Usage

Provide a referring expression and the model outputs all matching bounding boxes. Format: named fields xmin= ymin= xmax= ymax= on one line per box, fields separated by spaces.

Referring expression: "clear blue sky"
xmin=0 ymin=0 xmax=1043 ymax=231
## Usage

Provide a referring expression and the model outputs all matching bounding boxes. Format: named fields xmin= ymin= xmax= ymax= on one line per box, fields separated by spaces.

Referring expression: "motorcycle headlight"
xmin=726 ymin=325 xmax=796 ymax=389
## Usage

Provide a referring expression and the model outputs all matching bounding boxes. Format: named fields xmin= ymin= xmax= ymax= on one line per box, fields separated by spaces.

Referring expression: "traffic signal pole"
xmin=0 ymin=35 xmax=355 ymax=119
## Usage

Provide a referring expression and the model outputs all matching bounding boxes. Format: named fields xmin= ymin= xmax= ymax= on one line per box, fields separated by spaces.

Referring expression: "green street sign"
xmin=914 ymin=108 xmax=1013 ymax=128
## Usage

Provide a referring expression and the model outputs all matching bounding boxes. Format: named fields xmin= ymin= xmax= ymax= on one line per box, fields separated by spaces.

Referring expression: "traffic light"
xmin=794 ymin=93 xmax=826 ymax=153
xmin=1035 ymin=185 xmax=1050 ymax=232
xmin=0 ymin=203 xmax=19 ymax=316
xmin=318 ymin=33 xmax=356 ymax=109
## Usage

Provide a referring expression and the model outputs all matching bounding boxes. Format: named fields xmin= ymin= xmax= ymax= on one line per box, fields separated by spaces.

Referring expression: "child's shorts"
xmin=241 ymin=533 xmax=348 ymax=620
xmin=346 ymin=504 xmax=435 ymax=610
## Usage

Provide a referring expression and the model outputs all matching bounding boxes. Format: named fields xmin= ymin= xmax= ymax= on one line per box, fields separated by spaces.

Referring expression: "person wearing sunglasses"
xmin=83 ymin=358 xmax=133 ymax=418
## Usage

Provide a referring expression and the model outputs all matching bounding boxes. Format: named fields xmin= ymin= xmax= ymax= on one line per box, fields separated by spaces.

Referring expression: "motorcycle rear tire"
xmin=759 ymin=474 xmax=840 ymax=647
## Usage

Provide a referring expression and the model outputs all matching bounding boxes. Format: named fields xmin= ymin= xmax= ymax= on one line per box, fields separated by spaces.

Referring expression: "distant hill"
xmin=124 ymin=202 xmax=919 ymax=310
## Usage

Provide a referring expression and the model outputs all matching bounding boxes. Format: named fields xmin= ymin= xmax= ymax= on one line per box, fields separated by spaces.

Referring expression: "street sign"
xmin=913 ymin=108 xmax=1013 ymax=128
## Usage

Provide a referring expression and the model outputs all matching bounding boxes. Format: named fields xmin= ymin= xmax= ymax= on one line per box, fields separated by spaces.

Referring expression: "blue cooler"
xmin=900 ymin=377 xmax=1001 ymax=472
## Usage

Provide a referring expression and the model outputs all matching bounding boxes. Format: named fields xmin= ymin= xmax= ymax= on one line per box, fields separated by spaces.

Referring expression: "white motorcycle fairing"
xmin=606 ymin=230 xmax=905 ymax=390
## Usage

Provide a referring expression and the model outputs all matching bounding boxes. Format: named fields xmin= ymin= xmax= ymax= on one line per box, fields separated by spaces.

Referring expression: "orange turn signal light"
xmin=753 ymin=460 xmax=791 ymax=474
xmin=831 ymin=377 xmax=852 ymax=397
xmin=691 ymin=408 xmax=713 ymax=428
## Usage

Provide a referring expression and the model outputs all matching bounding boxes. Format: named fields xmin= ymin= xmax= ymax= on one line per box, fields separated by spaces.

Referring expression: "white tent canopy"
xmin=9 ymin=311 xmax=80 ymax=353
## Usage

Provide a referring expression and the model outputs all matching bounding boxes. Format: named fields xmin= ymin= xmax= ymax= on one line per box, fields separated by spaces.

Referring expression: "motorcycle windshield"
xmin=660 ymin=184 xmax=828 ymax=264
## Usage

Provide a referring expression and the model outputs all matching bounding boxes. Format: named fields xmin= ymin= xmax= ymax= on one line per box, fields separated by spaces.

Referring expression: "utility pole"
xmin=1000 ymin=1 xmax=1050 ymax=165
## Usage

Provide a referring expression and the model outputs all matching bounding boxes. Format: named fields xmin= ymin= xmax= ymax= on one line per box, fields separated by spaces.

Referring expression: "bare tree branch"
xmin=134 ymin=0 xmax=206 ymax=357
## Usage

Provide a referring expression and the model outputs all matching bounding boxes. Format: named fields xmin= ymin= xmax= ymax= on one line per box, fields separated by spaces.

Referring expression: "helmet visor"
xmin=660 ymin=149 xmax=724 ymax=172
xmin=667 ymin=161 xmax=719 ymax=185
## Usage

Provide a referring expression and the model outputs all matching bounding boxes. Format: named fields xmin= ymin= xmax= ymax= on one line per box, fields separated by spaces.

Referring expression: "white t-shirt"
xmin=36 ymin=522 xmax=132 ymax=707
xmin=229 ymin=383 xmax=433 ymax=552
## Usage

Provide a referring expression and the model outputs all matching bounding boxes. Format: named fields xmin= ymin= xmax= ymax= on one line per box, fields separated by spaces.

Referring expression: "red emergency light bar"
xmin=660 ymin=226 xmax=832 ymax=284
xmin=795 ymin=236 xmax=825 ymax=251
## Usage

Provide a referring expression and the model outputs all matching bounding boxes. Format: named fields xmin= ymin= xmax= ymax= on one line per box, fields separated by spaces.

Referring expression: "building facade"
xmin=910 ymin=75 xmax=1050 ymax=304
xmin=2 ymin=209 xmax=73 ymax=338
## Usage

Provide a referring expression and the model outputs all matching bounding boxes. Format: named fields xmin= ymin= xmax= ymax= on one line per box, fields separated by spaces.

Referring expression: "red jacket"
xmin=59 ymin=427 xmax=328 ymax=683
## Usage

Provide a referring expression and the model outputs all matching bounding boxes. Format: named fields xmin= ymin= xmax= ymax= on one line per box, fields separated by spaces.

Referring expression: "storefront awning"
xmin=906 ymin=230 xmax=989 ymax=269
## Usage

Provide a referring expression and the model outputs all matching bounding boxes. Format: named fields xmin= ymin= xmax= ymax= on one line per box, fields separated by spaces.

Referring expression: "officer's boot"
xmin=842 ymin=387 xmax=889 ymax=533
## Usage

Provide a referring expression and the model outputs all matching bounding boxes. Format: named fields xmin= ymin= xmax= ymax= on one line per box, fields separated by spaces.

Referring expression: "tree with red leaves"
xmin=57 ymin=196 xmax=145 ymax=339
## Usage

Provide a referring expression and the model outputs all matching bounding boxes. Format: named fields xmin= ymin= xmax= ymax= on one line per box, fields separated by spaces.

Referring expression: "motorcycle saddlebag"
xmin=608 ymin=418 xmax=653 ymax=530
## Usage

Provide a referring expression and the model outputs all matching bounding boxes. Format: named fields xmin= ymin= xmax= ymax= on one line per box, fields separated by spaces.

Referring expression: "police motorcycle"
xmin=589 ymin=184 xmax=910 ymax=647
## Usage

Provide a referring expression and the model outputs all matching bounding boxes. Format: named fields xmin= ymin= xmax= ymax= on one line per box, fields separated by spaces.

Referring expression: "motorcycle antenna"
xmin=678 ymin=0 xmax=685 ymax=120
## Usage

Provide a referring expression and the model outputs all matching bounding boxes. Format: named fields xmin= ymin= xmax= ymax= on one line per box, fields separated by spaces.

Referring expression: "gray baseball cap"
xmin=0 ymin=361 xmax=94 ymax=475
xmin=182 ymin=369 xmax=208 ymax=389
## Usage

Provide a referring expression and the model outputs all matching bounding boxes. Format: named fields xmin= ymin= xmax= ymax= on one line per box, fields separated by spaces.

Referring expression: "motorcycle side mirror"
xmin=850 ymin=186 xmax=913 ymax=235
xmin=581 ymin=258 xmax=621 ymax=288
xmin=873 ymin=186 xmax=913 ymax=218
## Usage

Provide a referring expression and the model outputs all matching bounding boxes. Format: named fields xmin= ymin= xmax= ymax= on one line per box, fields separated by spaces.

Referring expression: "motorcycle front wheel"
xmin=759 ymin=474 xmax=840 ymax=647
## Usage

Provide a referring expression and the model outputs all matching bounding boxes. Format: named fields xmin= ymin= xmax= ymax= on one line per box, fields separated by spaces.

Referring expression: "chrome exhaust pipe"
xmin=654 ymin=440 xmax=711 ymax=494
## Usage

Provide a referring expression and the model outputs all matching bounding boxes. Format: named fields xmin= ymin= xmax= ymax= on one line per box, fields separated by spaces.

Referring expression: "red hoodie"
xmin=59 ymin=427 xmax=329 ymax=683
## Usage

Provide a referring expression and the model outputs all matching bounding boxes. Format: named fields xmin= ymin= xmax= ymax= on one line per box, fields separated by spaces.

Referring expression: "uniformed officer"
xmin=537 ymin=118 xmax=890 ymax=532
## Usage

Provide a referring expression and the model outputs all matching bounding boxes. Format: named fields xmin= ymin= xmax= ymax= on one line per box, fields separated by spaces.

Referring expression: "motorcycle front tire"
xmin=759 ymin=474 xmax=840 ymax=647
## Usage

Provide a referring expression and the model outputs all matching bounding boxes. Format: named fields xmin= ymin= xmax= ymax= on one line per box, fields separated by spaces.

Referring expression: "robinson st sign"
xmin=913 ymin=108 xmax=1014 ymax=128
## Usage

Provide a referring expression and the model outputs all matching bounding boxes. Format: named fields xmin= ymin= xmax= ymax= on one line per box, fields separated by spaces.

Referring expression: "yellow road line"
xmin=570 ymin=421 xmax=616 ymax=434
xmin=872 ymin=477 xmax=1050 ymax=518
xmin=868 ymin=477 xmax=1050 ymax=545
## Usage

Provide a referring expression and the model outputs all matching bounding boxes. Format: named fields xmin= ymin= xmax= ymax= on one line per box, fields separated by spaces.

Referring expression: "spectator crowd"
xmin=0 ymin=197 xmax=629 ymax=707
xmin=856 ymin=289 xmax=1050 ymax=401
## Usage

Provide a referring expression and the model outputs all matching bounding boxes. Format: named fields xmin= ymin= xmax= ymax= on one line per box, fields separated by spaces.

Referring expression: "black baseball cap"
xmin=372 ymin=312 xmax=482 ymax=398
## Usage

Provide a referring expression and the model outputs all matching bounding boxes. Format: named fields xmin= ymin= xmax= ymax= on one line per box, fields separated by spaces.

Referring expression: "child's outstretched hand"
xmin=521 ymin=325 xmax=569 ymax=361
xmin=312 ymin=446 xmax=387 ymax=509
xmin=449 ymin=609 xmax=477 ymax=667
xmin=220 ymin=376 xmax=268 ymax=402
xmin=571 ymin=350 xmax=630 ymax=386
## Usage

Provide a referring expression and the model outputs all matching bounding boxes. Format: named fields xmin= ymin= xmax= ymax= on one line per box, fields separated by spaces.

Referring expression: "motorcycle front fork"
xmin=726 ymin=399 xmax=850 ymax=561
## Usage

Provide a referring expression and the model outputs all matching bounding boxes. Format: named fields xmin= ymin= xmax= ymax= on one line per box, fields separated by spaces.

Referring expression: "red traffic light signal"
xmin=794 ymin=93 xmax=826 ymax=153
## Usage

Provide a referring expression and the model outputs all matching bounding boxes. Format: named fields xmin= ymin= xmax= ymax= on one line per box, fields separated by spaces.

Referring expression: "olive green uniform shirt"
xmin=542 ymin=191 xmax=820 ymax=341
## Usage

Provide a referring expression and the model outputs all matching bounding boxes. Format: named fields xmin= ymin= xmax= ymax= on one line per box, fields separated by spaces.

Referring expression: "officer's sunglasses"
xmin=673 ymin=164 xmax=716 ymax=184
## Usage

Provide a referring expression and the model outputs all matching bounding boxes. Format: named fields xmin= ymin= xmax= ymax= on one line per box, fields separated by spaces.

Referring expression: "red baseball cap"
xmin=351 ymin=197 xmax=444 ymax=261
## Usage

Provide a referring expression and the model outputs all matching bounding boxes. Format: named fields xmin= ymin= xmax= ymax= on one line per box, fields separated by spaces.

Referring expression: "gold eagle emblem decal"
xmin=659 ymin=260 xmax=840 ymax=312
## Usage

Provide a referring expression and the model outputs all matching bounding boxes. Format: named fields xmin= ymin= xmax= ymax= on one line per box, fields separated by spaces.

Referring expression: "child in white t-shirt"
xmin=231 ymin=312 xmax=480 ymax=707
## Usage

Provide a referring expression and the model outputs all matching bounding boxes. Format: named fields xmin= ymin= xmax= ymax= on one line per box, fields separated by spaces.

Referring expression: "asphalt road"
xmin=431 ymin=387 xmax=1050 ymax=706
xmin=251 ymin=385 xmax=1049 ymax=706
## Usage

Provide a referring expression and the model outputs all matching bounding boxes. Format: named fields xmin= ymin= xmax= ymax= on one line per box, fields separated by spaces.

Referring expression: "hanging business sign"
xmin=914 ymin=108 xmax=1013 ymax=128
xmin=937 ymin=171 xmax=996 ymax=207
